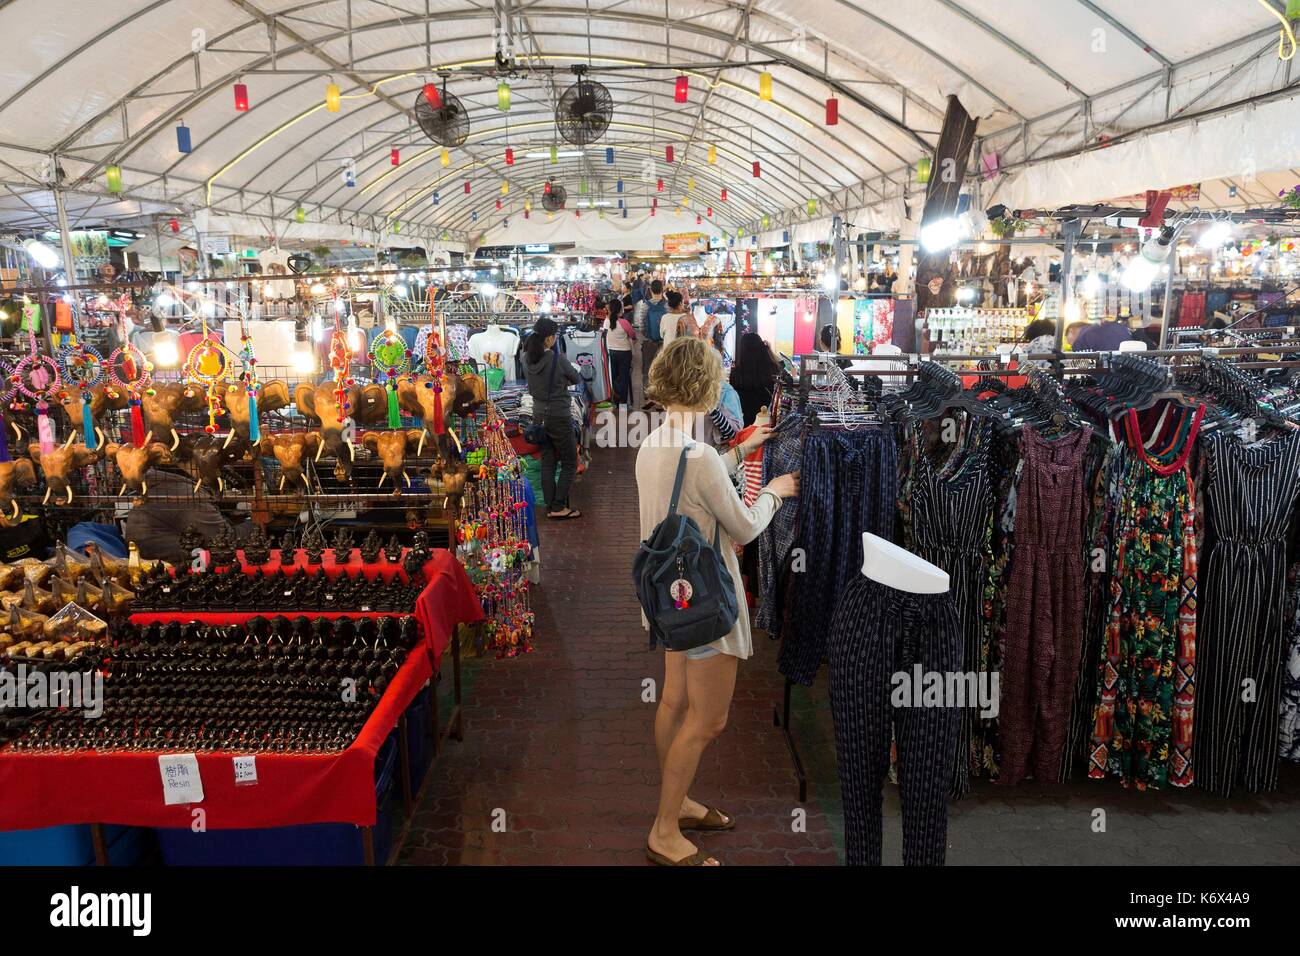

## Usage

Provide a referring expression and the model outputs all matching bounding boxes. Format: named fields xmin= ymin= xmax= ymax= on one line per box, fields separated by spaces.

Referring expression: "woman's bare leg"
xmin=647 ymin=653 xmax=738 ymax=864
xmin=656 ymin=651 xmax=710 ymax=821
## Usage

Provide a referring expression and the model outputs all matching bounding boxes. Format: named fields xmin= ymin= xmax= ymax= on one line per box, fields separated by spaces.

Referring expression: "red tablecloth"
xmin=0 ymin=550 xmax=483 ymax=831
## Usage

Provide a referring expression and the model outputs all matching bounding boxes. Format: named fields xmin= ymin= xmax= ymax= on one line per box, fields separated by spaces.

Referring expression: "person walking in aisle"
xmin=659 ymin=290 xmax=696 ymax=344
xmin=636 ymin=336 xmax=799 ymax=865
xmin=729 ymin=331 xmax=782 ymax=426
xmin=523 ymin=317 xmax=582 ymax=519
xmin=637 ymin=279 xmax=668 ymax=407
xmin=605 ymin=297 xmax=635 ymax=406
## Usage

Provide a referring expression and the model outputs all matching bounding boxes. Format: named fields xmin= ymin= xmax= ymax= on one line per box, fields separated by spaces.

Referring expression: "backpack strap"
xmin=668 ymin=444 xmax=724 ymax=551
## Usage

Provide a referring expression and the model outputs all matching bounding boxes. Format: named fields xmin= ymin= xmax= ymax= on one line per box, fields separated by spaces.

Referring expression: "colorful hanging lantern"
xmin=753 ymin=160 xmax=761 ymax=178
xmin=675 ymin=75 xmax=689 ymax=103
xmin=580 ymin=179 xmax=588 ymax=194
xmin=657 ymin=178 xmax=664 ymax=192
xmin=605 ymin=147 xmax=615 ymax=165
xmin=524 ymin=198 xmax=531 ymax=212
xmin=505 ymin=147 xmax=515 ymax=165
xmin=495 ymin=199 xmax=502 ymax=210
xmin=175 ymin=123 xmax=192 ymax=154
xmin=440 ymin=148 xmax=450 ymax=167
xmin=169 ymin=218 xmax=179 ymax=233
xmin=432 ymin=191 xmax=440 ymax=205
xmin=807 ymin=198 xmax=818 ymax=215
xmin=706 ymin=206 xmax=713 ymax=218
xmin=393 ymin=220 xmax=402 ymax=233
xmin=105 ymin=165 xmax=122 ymax=194
xmin=721 ymin=188 xmax=728 ymax=202
xmin=233 ymin=83 xmax=250 ymax=112
xmin=544 ymin=181 xmax=551 ymax=195
xmin=687 ymin=177 xmax=694 ymax=192
xmin=501 ymin=181 xmax=509 ymax=195
xmin=471 ymin=211 xmax=478 ymax=222
xmin=183 ymin=323 xmax=235 ymax=437
xmin=696 ymin=215 xmax=702 ymax=225
xmin=616 ymin=179 xmax=623 ymax=193
xmin=825 ymin=97 xmax=839 ymax=125
xmin=423 ymin=83 xmax=442 ymax=108
xmin=761 ymin=214 xmax=770 ymax=229
xmin=665 ymin=144 xmax=674 ymax=163
xmin=758 ymin=72 xmax=773 ymax=101
xmin=391 ymin=148 xmax=400 ymax=166
xmin=916 ymin=156 xmax=932 ymax=184
xmin=622 ymin=208 xmax=627 ymax=219
xmin=464 ymin=180 xmax=471 ymax=194
xmin=497 ymin=80 xmax=511 ymax=112
xmin=550 ymin=145 xmax=558 ymax=163
xmin=296 ymin=206 xmax=306 ymax=223
xmin=708 ymin=144 xmax=717 ymax=164
xmin=326 ymin=81 xmax=341 ymax=112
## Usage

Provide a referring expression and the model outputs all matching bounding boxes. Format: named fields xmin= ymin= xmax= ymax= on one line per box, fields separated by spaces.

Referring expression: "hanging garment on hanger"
xmin=1280 ymin=567 xmax=1300 ymax=763
xmin=1195 ymin=430 xmax=1300 ymax=795
xmin=755 ymin=414 xmax=805 ymax=640
xmin=998 ymin=425 xmax=1093 ymax=786
xmin=907 ymin=421 xmax=996 ymax=797
xmin=779 ymin=426 xmax=898 ymax=686
xmin=1090 ymin=409 xmax=1201 ymax=790
xmin=565 ymin=328 xmax=611 ymax=403
xmin=468 ymin=324 xmax=520 ymax=369
xmin=827 ymin=575 xmax=962 ymax=865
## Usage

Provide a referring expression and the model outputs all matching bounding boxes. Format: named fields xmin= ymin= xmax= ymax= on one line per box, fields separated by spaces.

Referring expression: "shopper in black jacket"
xmin=729 ymin=331 xmax=782 ymax=426
xmin=523 ymin=317 xmax=583 ymax=519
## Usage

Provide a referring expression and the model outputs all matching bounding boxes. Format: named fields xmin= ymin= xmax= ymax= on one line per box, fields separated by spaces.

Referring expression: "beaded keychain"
xmin=183 ymin=319 xmax=236 ymax=434
xmin=368 ymin=325 xmax=411 ymax=429
xmin=12 ymin=326 xmax=63 ymax=456
xmin=235 ymin=319 xmax=262 ymax=443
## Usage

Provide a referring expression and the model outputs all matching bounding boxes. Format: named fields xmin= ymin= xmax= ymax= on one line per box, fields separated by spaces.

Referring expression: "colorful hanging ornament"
xmin=327 ymin=313 xmax=354 ymax=429
xmin=825 ymin=97 xmax=839 ymax=125
xmin=56 ymin=340 xmax=105 ymax=450
xmin=674 ymin=75 xmax=689 ymax=103
xmin=758 ymin=72 xmax=773 ymax=101
xmin=505 ymin=147 xmax=514 ymax=165
xmin=176 ymin=123 xmax=192 ymax=154
xmin=391 ymin=148 xmax=400 ymax=166
xmin=708 ymin=144 xmax=717 ymax=164
xmin=236 ymin=322 xmax=262 ymax=444
xmin=105 ymin=344 xmax=153 ymax=448
xmin=182 ymin=320 xmax=235 ymax=436
xmin=233 ymin=82 xmax=250 ymax=112
xmin=325 ymin=81 xmax=341 ymax=112
xmin=368 ymin=328 xmax=411 ymax=429
xmin=13 ymin=330 xmax=61 ymax=457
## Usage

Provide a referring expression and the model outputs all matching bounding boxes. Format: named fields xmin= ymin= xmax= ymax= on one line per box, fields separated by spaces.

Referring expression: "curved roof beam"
xmin=1068 ymin=0 xmax=1171 ymax=68
xmin=60 ymin=5 xmax=933 ymax=182
xmin=928 ymin=0 xmax=1085 ymax=95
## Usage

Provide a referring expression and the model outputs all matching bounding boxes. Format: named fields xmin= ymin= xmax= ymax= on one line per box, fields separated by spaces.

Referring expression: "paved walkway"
xmin=399 ymin=444 xmax=1300 ymax=865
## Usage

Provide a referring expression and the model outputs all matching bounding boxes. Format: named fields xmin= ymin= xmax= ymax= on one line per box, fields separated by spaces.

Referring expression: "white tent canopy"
xmin=0 ymin=0 xmax=1293 ymax=248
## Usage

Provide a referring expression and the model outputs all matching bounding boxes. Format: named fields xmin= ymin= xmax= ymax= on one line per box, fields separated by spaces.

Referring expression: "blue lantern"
xmin=616 ymin=179 xmax=623 ymax=194
xmin=605 ymin=147 xmax=614 ymax=165
xmin=176 ymin=123 xmax=192 ymax=154
xmin=432 ymin=191 xmax=440 ymax=205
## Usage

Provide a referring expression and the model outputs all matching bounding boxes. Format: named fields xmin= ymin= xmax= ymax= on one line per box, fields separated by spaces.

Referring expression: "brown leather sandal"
xmin=679 ymin=807 xmax=735 ymax=831
xmin=645 ymin=845 xmax=721 ymax=866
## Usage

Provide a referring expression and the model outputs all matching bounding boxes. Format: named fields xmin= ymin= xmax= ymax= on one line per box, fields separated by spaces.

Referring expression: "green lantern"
xmin=916 ymin=156 xmax=932 ymax=184
xmin=393 ymin=220 xmax=401 ymax=233
xmin=1290 ymin=0 xmax=1300 ymax=18
xmin=105 ymin=165 xmax=123 ymax=194
xmin=550 ymin=145 xmax=558 ymax=164
xmin=806 ymin=198 xmax=818 ymax=216
xmin=761 ymin=214 xmax=770 ymax=229
xmin=580 ymin=179 xmax=588 ymax=195
xmin=295 ymin=206 xmax=306 ymax=224
xmin=497 ymin=80 xmax=511 ymax=112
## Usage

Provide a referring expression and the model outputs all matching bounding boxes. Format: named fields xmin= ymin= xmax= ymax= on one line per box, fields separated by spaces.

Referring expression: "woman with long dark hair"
xmin=605 ymin=297 xmax=636 ymax=406
xmin=729 ymin=331 xmax=782 ymax=426
xmin=523 ymin=317 xmax=583 ymax=519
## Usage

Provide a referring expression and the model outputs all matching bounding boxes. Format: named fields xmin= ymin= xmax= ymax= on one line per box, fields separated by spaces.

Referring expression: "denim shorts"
xmin=684 ymin=642 xmax=722 ymax=661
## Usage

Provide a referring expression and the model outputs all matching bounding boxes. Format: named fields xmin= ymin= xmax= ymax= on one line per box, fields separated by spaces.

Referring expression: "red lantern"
xmin=665 ymin=145 xmax=674 ymax=164
xmin=464 ymin=181 xmax=471 ymax=194
xmin=721 ymin=188 xmax=728 ymax=202
xmin=674 ymin=75 xmax=689 ymax=103
xmin=233 ymin=83 xmax=250 ymax=112
xmin=496 ymin=199 xmax=502 ymax=210
xmin=391 ymin=148 xmax=400 ymax=166
xmin=706 ymin=206 xmax=713 ymax=217
xmin=422 ymin=83 xmax=441 ymax=108
xmin=825 ymin=97 xmax=839 ymax=125
xmin=752 ymin=160 xmax=761 ymax=178
xmin=505 ymin=147 xmax=514 ymax=165
xmin=575 ymin=209 xmax=581 ymax=218
xmin=696 ymin=215 xmax=702 ymax=225
xmin=657 ymin=178 xmax=664 ymax=192
xmin=650 ymin=206 xmax=656 ymax=217
xmin=544 ymin=182 xmax=551 ymax=194
xmin=168 ymin=218 xmax=179 ymax=233
xmin=524 ymin=209 xmax=530 ymax=219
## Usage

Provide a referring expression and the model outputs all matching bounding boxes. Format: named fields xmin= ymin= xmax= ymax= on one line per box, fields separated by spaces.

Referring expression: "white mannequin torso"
xmin=861 ymin=532 xmax=949 ymax=593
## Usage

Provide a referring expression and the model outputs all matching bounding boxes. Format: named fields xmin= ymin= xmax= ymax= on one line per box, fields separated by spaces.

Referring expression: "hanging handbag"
xmin=632 ymin=445 xmax=739 ymax=652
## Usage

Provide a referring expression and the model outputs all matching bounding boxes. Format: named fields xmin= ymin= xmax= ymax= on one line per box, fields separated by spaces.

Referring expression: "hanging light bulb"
xmin=505 ymin=147 xmax=514 ymax=165
xmin=497 ymin=80 xmax=511 ymax=112
xmin=825 ymin=97 xmax=839 ymax=125
xmin=707 ymin=144 xmax=717 ymax=164
xmin=175 ymin=123 xmax=192 ymax=154
xmin=233 ymin=82 xmax=250 ymax=112
xmin=422 ymin=83 xmax=442 ymax=108
xmin=675 ymin=75 xmax=689 ymax=103
xmin=326 ymin=81 xmax=341 ymax=112
xmin=440 ymin=148 xmax=450 ymax=167
xmin=758 ymin=72 xmax=773 ymax=101
xmin=391 ymin=148 xmax=400 ymax=166
xmin=105 ymin=165 xmax=122 ymax=194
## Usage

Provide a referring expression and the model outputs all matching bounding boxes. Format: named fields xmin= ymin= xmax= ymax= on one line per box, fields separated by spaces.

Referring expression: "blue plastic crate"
xmin=0 ymin=824 xmax=154 ymax=866
xmin=154 ymin=736 xmax=399 ymax=866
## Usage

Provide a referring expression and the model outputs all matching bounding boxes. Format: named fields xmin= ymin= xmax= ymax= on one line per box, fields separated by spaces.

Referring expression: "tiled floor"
xmin=399 ymin=444 xmax=1300 ymax=866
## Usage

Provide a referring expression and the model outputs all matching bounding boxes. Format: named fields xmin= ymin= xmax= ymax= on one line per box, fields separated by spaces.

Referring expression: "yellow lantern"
xmin=758 ymin=72 xmax=773 ymax=101
xmin=440 ymin=148 xmax=450 ymax=167
xmin=325 ymin=81 xmax=341 ymax=112
xmin=501 ymin=181 xmax=509 ymax=195
xmin=707 ymin=144 xmax=717 ymax=164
